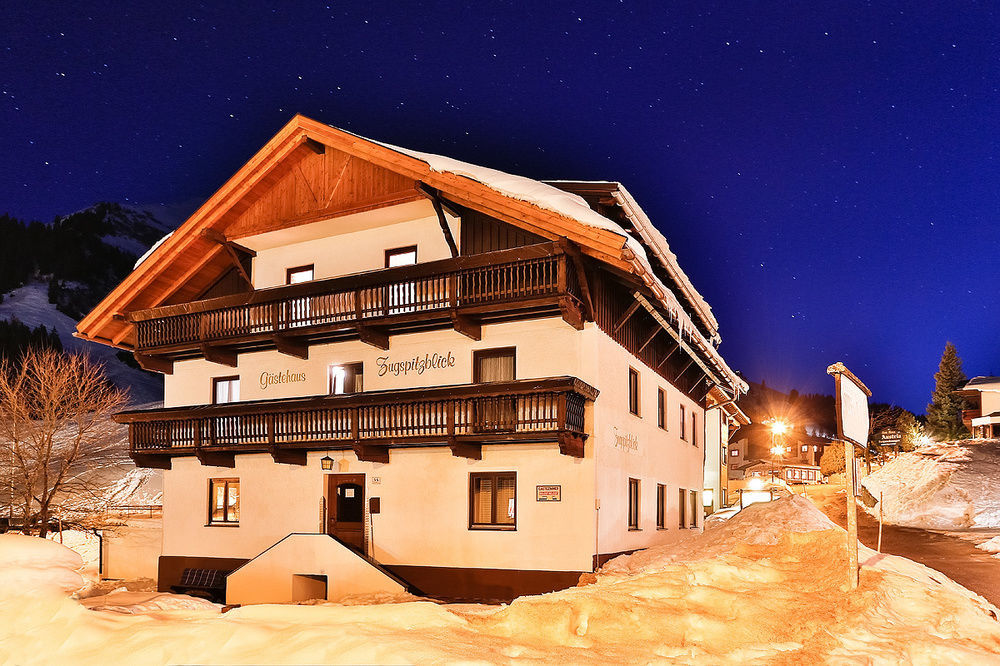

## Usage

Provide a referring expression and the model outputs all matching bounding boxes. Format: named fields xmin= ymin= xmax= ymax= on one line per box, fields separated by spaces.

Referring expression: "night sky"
xmin=2 ymin=2 xmax=998 ymax=413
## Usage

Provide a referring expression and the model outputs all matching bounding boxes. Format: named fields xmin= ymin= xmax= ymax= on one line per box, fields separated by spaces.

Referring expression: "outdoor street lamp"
xmin=766 ymin=419 xmax=791 ymax=484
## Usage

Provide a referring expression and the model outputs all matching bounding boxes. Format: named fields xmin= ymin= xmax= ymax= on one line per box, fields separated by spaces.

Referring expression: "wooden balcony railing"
xmin=962 ymin=408 xmax=982 ymax=423
xmin=129 ymin=242 xmax=585 ymax=365
xmin=115 ymin=377 xmax=598 ymax=468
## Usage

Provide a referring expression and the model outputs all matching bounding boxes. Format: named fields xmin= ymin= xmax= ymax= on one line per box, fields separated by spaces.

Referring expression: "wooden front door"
xmin=327 ymin=474 xmax=365 ymax=552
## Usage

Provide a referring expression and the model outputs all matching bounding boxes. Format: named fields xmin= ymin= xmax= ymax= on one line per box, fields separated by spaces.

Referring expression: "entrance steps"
xmin=225 ymin=533 xmax=408 ymax=605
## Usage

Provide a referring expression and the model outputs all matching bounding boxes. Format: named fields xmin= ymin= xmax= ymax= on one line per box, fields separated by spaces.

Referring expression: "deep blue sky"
xmin=2 ymin=2 xmax=998 ymax=413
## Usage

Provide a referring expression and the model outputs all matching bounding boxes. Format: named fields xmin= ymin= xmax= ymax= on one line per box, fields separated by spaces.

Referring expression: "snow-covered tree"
xmin=820 ymin=442 xmax=845 ymax=475
xmin=0 ymin=348 xmax=129 ymax=536
xmin=925 ymin=342 xmax=970 ymax=441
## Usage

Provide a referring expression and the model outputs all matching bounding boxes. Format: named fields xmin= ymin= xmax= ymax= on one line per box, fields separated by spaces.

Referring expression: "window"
xmin=801 ymin=445 xmax=808 ymax=453
xmin=212 ymin=376 xmax=240 ymax=404
xmin=329 ymin=363 xmax=363 ymax=394
xmin=691 ymin=412 xmax=697 ymax=447
xmin=209 ymin=479 xmax=239 ymax=525
xmin=385 ymin=246 xmax=417 ymax=267
xmin=657 ymin=388 xmax=666 ymax=429
xmin=473 ymin=349 xmax=516 ymax=432
xmin=679 ymin=405 xmax=687 ymax=440
xmin=730 ymin=449 xmax=740 ymax=457
xmin=286 ymin=265 xmax=314 ymax=284
xmin=688 ymin=490 xmax=699 ymax=528
xmin=628 ymin=367 xmax=640 ymax=416
xmin=469 ymin=472 xmax=516 ymax=529
xmin=627 ymin=478 xmax=641 ymax=530
xmin=678 ymin=488 xmax=687 ymax=528
xmin=473 ymin=347 xmax=516 ymax=382
xmin=656 ymin=484 xmax=666 ymax=529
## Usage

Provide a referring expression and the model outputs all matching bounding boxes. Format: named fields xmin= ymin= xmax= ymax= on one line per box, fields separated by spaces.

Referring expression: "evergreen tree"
xmin=926 ymin=341 xmax=970 ymax=441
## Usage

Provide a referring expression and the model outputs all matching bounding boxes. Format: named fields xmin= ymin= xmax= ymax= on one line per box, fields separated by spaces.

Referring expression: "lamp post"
xmin=767 ymin=420 xmax=790 ymax=485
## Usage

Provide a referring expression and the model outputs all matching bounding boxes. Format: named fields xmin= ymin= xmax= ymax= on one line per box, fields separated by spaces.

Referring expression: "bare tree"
xmin=0 ymin=348 xmax=129 ymax=536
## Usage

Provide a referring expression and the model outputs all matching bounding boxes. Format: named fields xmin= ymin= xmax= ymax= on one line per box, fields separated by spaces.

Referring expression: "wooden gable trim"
xmin=78 ymin=114 xmax=639 ymax=348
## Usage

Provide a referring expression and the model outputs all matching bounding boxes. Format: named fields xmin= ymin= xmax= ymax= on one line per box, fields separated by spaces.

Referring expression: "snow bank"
xmin=602 ymin=494 xmax=835 ymax=574
xmin=3 ymin=497 xmax=1000 ymax=663
xmin=81 ymin=591 xmax=219 ymax=614
xmin=861 ymin=439 xmax=1000 ymax=529
xmin=0 ymin=534 xmax=84 ymax=597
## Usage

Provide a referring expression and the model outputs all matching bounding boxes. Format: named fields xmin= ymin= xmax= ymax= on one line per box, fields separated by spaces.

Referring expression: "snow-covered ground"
xmin=862 ymin=439 xmax=1000 ymax=530
xmin=3 ymin=496 xmax=1000 ymax=663
xmin=0 ymin=281 xmax=162 ymax=404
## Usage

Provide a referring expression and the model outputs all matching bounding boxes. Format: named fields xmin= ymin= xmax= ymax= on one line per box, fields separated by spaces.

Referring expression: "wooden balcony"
xmin=963 ymin=408 xmax=982 ymax=423
xmin=128 ymin=242 xmax=589 ymax=372
xmin=115 ymin=377 xmax=598 ymax=469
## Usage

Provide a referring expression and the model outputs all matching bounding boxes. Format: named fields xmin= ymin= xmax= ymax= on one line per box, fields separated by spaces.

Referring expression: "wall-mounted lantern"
xmin=320 ymin=455 xmax=334 ymax=471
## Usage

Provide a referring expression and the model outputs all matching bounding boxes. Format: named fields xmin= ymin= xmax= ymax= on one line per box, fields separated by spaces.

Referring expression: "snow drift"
xmin=862 ymin=439 xmax=1000 ymax=529
xmin=3 ymin=496 xmax=1000 ymax=663
xmin=0 ymin=534 xmax=84 ymax=597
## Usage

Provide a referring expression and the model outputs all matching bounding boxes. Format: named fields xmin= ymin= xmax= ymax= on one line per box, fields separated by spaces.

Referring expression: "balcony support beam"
xmin=449 ymin=439 xmax=482 ymax=460
xmin=559 ymin=238 xmax=594 ymax=322
xmin=196 ymin=450 xmax=236 ymax=468
xmin=353 ymin=443 xmax=389 ymax=464
xmin=270 ymin=447 xmax=308 ymax=466
xmin=131 ymin=453 xmax=171 ymax=470
xmin=201 ymin=344 xmax=238 ymax=368
xmin=134 ymin=353 xmax=174 ymax=375
xmin=358 ymin=325 xmax=390 ymax=351
xmin=273 ymin=334 xmax=309 ymax=360
xmin=450 ymin=313 xmax=481 ymax=341
xmin=559 ymin=297 xmax=585 ymax=330
xmin=558 ymin=431 xmax=586 ymax=458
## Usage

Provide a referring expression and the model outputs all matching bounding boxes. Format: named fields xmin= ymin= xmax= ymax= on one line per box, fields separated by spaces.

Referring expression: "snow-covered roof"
xmin=368 ymin=135 xmax=743 ymax=394
xmin=963 ymin=376 xmax=1000 ymax=389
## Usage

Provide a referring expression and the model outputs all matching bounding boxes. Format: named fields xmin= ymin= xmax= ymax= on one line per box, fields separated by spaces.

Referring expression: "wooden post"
xmin=878 ymin=491 xmax=884 ymax=553
xmin=844 ymin=438 xmax=859 ymax=589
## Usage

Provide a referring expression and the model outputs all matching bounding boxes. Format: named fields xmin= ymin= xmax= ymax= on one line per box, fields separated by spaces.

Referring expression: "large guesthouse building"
xmin=77 ymin=115 xmax=748 ymax=603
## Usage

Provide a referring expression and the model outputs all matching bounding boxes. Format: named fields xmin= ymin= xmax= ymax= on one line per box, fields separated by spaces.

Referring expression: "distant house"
xmin=956 ymin=377 xmax=1000 ymax=438
xmin=728 ymin=423 xmax=827 ymax=483
xmin=76 ymin=115 xmax=748 ymax=603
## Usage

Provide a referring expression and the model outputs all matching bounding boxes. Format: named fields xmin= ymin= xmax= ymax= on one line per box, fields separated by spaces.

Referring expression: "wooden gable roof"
xmin=76 ymin=115 xmax=636 ymax=349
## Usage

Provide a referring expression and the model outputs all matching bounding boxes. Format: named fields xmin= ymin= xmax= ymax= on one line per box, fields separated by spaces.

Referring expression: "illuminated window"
xmin=470 ymin=472 xmax=516 ymax=529
xmin=329 ymin=363 xmax=363 ymax=395
xmin=730 ymin=449 xmax=739 ymax=457
xmin=286 ymin=265 xmax=314 ymax=284
xmin=208 ymin=479 xmax=239 ymax=525
xmin=212 ymin=376 xmax=239 ymax=404
xmin=385 ymin=246 xmax=417 ymax=267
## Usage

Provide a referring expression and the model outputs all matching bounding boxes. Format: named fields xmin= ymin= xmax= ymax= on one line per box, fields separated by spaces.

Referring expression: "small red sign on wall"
xmin=536 ymin=485 xmax=561 ymax=502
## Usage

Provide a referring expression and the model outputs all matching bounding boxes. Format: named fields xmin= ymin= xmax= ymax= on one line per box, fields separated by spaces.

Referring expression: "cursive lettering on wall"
xmin=259 ymin=370 xmax=307 ymax=390
xmin=612 ymin=426 xmax=639 ymax=453
xmin=376 ymin=352 xmax=456 ymax=377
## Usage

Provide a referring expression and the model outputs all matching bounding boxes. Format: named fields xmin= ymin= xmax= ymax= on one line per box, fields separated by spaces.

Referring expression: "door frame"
xmin=325 ymin=473 xmax=366 ymax=552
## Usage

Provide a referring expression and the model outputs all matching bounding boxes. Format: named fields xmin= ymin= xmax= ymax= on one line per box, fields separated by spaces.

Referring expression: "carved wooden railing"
xmin=130 ymin=243 xmax=582 ymax=354
xmin=115 ymin=377 xmax=597 ymax=465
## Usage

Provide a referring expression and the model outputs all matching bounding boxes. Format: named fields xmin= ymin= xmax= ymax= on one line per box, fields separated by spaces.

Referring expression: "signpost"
xmin=827 ymin=362 xmax=872 ymax=590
